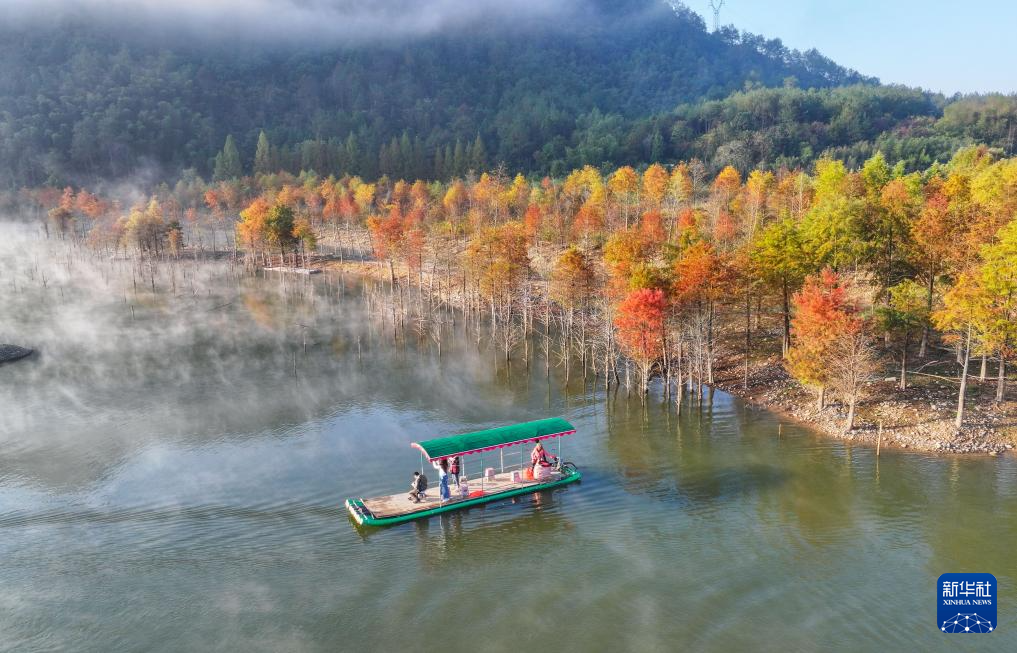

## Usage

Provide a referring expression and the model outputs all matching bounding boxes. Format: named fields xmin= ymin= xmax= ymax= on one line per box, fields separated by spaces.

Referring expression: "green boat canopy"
xmin=411 ymin=417 xmax=576 ymax=461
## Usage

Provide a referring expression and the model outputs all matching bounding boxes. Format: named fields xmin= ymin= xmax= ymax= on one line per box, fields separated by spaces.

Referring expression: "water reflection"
xmin=4 ymin=224 xmax=1017 ymax=650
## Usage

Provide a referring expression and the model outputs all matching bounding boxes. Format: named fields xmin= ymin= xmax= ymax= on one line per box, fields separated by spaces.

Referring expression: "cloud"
xmin=0 ymin=0 xmax=589 ymax=44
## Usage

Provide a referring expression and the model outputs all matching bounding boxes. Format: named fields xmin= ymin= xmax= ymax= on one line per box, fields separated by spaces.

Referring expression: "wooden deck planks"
xmin=361 ymin=469 xmax=563 ymax=519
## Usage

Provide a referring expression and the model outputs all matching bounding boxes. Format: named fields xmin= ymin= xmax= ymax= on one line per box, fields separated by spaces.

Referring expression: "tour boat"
xmin=346 ymin=417 xmax=581 ymax=527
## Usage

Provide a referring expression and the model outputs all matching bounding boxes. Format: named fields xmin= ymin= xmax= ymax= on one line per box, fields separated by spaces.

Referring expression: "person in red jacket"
xmin=448 ymin=455 xmax=461 ymax=487
xmin=530 ymin=441 xmax=553 ymax=473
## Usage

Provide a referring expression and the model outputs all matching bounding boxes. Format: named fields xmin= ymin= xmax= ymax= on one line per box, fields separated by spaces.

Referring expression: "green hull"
xmin=346 ymin=469 xmax=582 ymax=527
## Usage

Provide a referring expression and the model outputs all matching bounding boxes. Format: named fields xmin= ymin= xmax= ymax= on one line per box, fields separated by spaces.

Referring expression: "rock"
xmin=0 ymin=344 xmax=34 ymax=364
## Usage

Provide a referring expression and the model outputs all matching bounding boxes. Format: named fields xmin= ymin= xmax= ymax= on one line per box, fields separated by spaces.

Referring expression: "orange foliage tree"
xmin=787 ymin=269 xmax=874 ymax=431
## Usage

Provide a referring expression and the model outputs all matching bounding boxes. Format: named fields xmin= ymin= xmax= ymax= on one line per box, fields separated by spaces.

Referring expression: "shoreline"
xmin=323 ymin=259 xmax=1016 ymax=456
xmin=713 ymin=356 xmax=1016 ymax=456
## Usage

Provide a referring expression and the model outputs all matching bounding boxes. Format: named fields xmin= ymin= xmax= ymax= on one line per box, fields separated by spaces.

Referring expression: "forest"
xmin=3 ymin=7 xmax=1014 ymax=190
xmin=0 ymin=0 xmax=882 ymax=187
xmin=11 ymin=143 xmax=1017 ymax=437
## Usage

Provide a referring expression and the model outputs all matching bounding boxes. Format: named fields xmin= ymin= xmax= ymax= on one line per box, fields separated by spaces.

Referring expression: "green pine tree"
xmin=452 ymin=140 xmax=466 ymax=178
xmin=650 ymin=130 xmax=665 ymax=162
xmin=254 ymin=131 xmax=272 ymax=176
xmin=343 ymin=133 xmax=360 ymax=174
xmin=213 ymin=134 xmax=242 ymax=181
xmin=469 ymin=134 xmax=487 ymax=172
xmin=433 ymin=147 xmax=445 ymax=180
xmin=398 ymin=132 xmax=413 ymax=180
xmin=444 ymin=144 xmax=454 ymax=178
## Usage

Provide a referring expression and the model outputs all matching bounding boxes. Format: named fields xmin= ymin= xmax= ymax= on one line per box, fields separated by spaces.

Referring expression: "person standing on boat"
xmin=448 ymin=456 xmax=461 ymax=487
xmin=434 ymin=458 xmax=451 ymax=501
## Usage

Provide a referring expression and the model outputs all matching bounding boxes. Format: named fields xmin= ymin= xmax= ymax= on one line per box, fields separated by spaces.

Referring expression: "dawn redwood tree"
xmin=910 ymin=186 xmax=965 ymax=356
xmin=787 ymin=268 xmax=872 ymax=431
xmin=608 ymin=166 xmax=639 ymax=228
xmin=752 ymin=217 xmax=810 ymax=356
xmin=934 ymin=272 xmax=991 ymax=429
xmin=366 ymin=205 xmax=406 ymax=273
xmin=237 ymin=196 xmax=270 ymax=262
xmin=978 ymin=218 xmax=1017 ymax=402
xmin=550 ymin=246 xmax=596 ymax=378
xmin=265 ymin=203 xmax=297 ymax=258
xmin=875 ymin=279 xmax=929 ymax=390
xmin=671 ymin=241 xmax=729 ymax=386
xmin=614 ymin=288 xmax=667 ymax=397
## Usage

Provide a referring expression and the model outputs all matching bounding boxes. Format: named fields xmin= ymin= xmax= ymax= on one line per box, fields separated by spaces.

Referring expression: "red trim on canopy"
xmin=411 ymin=429 xmax=575 ymax=461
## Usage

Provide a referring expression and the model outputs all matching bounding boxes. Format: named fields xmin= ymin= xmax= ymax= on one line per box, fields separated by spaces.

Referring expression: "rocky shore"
xmin=326 ymin=258 xmax=1016 ymax=457
xmin=715 ymin=356 xmax=1017 ymax=456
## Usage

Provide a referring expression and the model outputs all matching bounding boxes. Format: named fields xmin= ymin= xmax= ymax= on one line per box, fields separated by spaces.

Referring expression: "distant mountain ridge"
xmin=0 ymin=0 xmax=950 ymax=187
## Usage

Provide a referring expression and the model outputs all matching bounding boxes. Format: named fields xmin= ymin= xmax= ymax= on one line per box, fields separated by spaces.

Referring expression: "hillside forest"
xmin=12 ymin=144 xmax=1017 ymax=435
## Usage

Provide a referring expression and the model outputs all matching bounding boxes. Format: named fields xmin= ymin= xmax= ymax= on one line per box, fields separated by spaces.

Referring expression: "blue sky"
xmin=687 ymin=0 xmax=1016 ymax=94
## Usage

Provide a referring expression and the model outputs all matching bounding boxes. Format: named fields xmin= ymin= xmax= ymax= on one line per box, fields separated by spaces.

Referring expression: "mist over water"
xmin=2 ymin=221 xmax=1016 ymax=651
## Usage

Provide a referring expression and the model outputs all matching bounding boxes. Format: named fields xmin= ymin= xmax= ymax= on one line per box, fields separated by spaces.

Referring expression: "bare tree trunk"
xmin=997 ymin=352 xmax=1007 ymax=403
xmin=955 ymin=325 xmax=973 ymax=429
xmin=782 ymin=277 xmax=791 ymax=357
xmin=744 ymin=289 xmax=751 ymax=390
xmin=707 ymin=301 xmax=715 ymax=385
xmin=845 ymin=393 xmax=857 ymax=433
xmin=899 ymin=332 xmax=909 ymax=391
xmin=919 ymin=274 xmax=934 ymax=358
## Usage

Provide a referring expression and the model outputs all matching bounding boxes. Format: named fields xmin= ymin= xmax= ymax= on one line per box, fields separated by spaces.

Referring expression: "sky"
xmin=688 ymin=0 xmax=1017 ymax=94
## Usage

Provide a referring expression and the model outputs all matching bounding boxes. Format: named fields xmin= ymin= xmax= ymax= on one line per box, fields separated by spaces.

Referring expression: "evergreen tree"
xmin=434 ymin=147 xmax=445 ymax=180
xmin=452 ymin=140 xmax=466 ymax=178
xmin=444 ymin=144 xmax=455 ymax=178
xmin=412 ymin=135 xmax=426 ymax=180
xmin=213 ymin=135 xmax=242 ymax=181
xmin=398 ymin=132 xmax=413 ymax=179
xmin=254 ymin=131 xmax=272 ymax=176
xmin=470 ymin=134 xmax=487 ymax=172
xmin=344 ymin=133 xmax=361 ymax=175
xmin=650 ymin=130 xmax=665 ymax=162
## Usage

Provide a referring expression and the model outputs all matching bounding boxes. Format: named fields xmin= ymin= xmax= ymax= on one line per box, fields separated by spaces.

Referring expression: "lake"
xmin=1 ymin=225 xmax=1014 ymax=651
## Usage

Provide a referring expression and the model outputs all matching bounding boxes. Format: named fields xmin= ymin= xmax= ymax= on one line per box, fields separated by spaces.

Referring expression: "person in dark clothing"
xmin=408 ymin=471 xmax=428 ymax=502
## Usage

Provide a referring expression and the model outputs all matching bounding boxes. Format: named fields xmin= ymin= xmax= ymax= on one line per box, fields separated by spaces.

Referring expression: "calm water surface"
xmin=1 ymin=227 xmax=1014 ymax=652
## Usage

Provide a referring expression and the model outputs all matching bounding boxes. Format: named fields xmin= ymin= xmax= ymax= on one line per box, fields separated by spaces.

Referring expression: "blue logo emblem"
xmin=938 ymin=573 xmax=996 ymax=633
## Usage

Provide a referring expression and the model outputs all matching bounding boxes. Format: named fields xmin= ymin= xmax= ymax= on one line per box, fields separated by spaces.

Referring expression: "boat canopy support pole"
xmin=500 ymin=448 xmax=504 ymax=473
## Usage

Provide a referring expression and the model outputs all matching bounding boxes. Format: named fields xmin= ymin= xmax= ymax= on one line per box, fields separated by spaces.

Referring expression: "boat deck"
xmin=360 ymin=469 xmax=564 ymax=519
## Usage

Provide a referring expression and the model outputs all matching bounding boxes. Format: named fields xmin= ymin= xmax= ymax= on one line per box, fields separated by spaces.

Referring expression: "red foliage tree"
xmin=614 ymin=288 xmax=667 ymax=395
